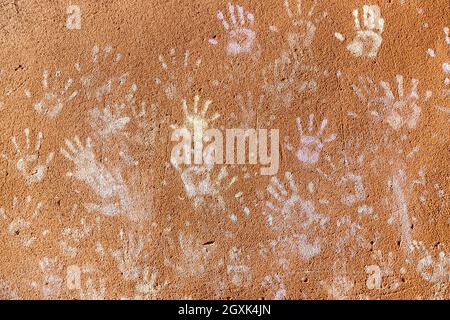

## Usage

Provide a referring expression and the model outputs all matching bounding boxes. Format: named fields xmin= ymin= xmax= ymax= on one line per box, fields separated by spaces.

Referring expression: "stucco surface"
xmin=0 ymin=0 xmax=449 ymax=299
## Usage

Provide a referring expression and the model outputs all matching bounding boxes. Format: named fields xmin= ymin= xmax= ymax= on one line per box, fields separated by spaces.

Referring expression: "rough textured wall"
xmin=0 ymin=0 xmax=448 ymax=300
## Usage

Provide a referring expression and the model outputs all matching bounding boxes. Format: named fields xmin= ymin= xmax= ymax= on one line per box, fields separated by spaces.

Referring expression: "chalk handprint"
xmin=6 ymin=128 xmax=54 ymax=185
xmin=285 ymin=114 xmax=336 ymax=164
xmin=284 ymin=0 xmax=327 ymax=48
xmin=264 ymin=172 xmax=327 ymax=260
xmin=352 ymin=75 xmax=428 ymax=130
xmin=25 ymin=70 xmax=78 ymax=118
xmin=210 ymin=3 xmax=257 ymax=56
xmin=60 ymin=136 xmax=129 ymax=216
xmin=335 ymin=5 xmax=384 ymax=59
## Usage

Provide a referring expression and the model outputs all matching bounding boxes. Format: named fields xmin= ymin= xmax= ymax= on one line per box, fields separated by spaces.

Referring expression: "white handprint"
xmin=60 ymin=136 xmax=129 ymax=216
xmin=181 ymin=165 xmax=237 ymax=210
xmin=25 ymin=70 xmax=78 ymax=118
xmin=353 ymin=75 xmax=428 ymax=130
xmin=335 ymin=5 xmax=384 ymax=59
xmin=31 ymin=256 xmax=63 ymax=299
xmin=262 ymin=51 xmax=317 ymax=109
xmin=436 ymin=27 xmax=450 ymax=117
xmin=76 ymin=44 xmax=126 ymax=101
xmin=284 ymin=0 xmax=327 ymax=48
xmin=412 ymin=241 xmax=450 ymax=290
xmin=134 ymin=267 xmax=167 ymax=299
xmin=227 ymin=246 xmax=252 ymax=287
xmin=285 ymin=114 xmax=336 ymax=164
xmin=88 ymin=106 xmax=130 ymax=136
xmin=111 ymin=229 xmax=144 ymax=281
xmin=264 ymin=172 xmax=327 ymax=259
xmin=0 ymin=195 xmax=43 ymax=248
xmin=6 ymin=128 xmax=54 ymax=185
xmin=172 ymin=95 xmax=220 ymax=134
xmin=155 ymin=48 xmax=202 ymax=101
xmin=210 ymin=3 xmax=258 ymax=56
xmin=170 ymin=96 xmax=220 ymax=170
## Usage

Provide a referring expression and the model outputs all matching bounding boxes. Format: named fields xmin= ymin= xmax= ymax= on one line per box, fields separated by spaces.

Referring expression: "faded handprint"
xmin=31 ymin=257 xmax=63 ymax=299
xmin=235 ymin=91 xmax=261 ymax=128
xmin=227 ymin=246 xmax=252 ymax=287
xmin=262 ymin=51 xmax=318 ymax=109
xmin=60 ymin=217 xmax=93 ymax=258
xmin=0 ymin=195 xmax=43 ymax=248
xmin=339 ymin=173 xmax=366 ymax=206
xmin=76 ymin=44 xmax=126 ymax=101
xmin=285 ymin=114 xmax=336 ymax=164
xmin=60 ymin=136 xmax=130 ymax=216
xmin=89 ymin=105 xmax=130 ymax=136
xmin=335 ymin=5 xmax=384 ymax=59
xmin=353 ymin=75 xmax=429 ymax=130
xmin=175 ymin=232 xmax=213 ymax=276
xmin=335 ymin=216 xmax=369 ymax=257
xmin=320 ymin=261 xmax=355 ymax=299
xmin=365 ymin=250 xmax=405 ymax=291
xmin=6 ymin=128 xmax=54 ymax=185
xmin=210 ymin=3 xmax=258 ymax=56
xmin=134 ymin=267 xmax=167 ymax=299
xmin=170 ymin=96 xmax=220 ymax=170
xmin=25 ymin=70 xmax=78 ymax=118
xmin=89 ymin=80 xmax=147 ymax=137
xmin=181 ymin=165 xmax=237 ymax=210
xmin=155 ymin=48 xmax=202 ymax=101
xmin=412 ymin=241 xmax=450 ymax=285
xmin=284 ymin=0 xmax=327 ymax=48
xmin=436 ymin=27 xmax=450 ymax=117
xmin=80 ymin=276 xmax=106 ymax=300
xmin=264 ymin=172 xmax=328 ymax=260
xmin=262 ymin=274 xmax=287 ymax=300
xmin=318 ymin=148 xmax=374 ymax=215
xmin=111 ymin=229 xmax=144 ymax=281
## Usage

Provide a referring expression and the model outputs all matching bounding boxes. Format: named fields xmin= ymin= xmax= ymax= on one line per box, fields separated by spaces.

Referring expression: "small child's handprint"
xmin=25 ymin=70 xmax=78 ymax=118
xmin=335 ymin=5 xmax=384 ymax=59
xmin=210 ymin=3 xmax=258 ymax=56
xmin=285 ymin=114 xmax=336 ymax=164
xmin=5 ymin=128 xmax=54 ymax=185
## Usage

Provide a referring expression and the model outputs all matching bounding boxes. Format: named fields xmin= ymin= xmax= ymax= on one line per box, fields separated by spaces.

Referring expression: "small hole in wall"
xmin=410 ymin=224 xmax=414 ymax=230
xmin=401 ymin=278 xmax=406 ymax=283
xmin=397 ymin=240 xmax=401 ymax=247
xmin=15 ymin=230 xmax=19 ymax=235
